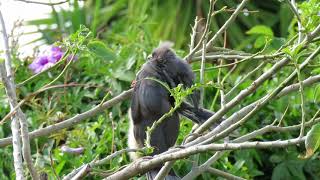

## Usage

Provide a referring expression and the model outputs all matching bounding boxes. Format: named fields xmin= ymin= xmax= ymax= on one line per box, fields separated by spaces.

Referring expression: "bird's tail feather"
xmin=178 ymin=102 xmax=224 ymax=129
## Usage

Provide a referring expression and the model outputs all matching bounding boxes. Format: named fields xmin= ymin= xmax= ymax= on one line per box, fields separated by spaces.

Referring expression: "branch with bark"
xmin=0 ymin=9 xmax=39 ymax=180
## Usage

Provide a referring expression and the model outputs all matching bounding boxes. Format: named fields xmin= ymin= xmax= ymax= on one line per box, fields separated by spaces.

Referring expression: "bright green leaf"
xmin=254 ymin=36 xmax=266 ymax=49
xmin=304 ymin=123 xmax=320 ymax=158
xmin=55 ymin=160 xmax=66 ymax=174
xmin=87 ymin=40 xmax=115 ymax=60
xmin=246 ymin=25 xmax=274 ymax=37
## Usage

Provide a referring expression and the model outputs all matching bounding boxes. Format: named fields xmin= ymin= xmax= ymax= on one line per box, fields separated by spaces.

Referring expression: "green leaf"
xmin=272 ymin=160 xmax=306 ymax=180
xmin=113 ymin=70 xmax=135 ymax=82
xmin=254 ymin=36 xmax=266 ymax=49
xmin=282 ymin=47 xmax=292 ymax=56
xmin=281 ymin=43 xmax=304 ymax=58
xmin=313 ymin=85 xmax=320 ymax=103
xmin=234 ymin=160 xmax=245 ymax=171
xmin=246 ymin=25 xmax=274 ymax=37
xmin=291 ymin=43 xmax=304 ymax=58
xmin=55 ymin=160 xmax=66 ymax=174
xmin=304 ymin=123 xmax=320 ymax=158
xmin=87 ymin=40 xmax=115 ymax=60
xmin=126 ymin=56 xmax=136 ymax=70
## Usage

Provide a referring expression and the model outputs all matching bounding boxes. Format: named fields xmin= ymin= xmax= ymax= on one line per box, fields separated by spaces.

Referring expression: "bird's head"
xmin=147 ymin=42 xmax=176 ymax=65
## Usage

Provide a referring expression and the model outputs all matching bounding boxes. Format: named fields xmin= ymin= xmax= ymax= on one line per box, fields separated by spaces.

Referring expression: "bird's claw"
xmin=131 ymin=80 xmax=137 ymax=88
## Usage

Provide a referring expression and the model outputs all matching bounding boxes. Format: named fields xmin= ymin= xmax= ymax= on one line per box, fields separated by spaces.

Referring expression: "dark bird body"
xmin=128 ymin=44 xmax=216 ymax=179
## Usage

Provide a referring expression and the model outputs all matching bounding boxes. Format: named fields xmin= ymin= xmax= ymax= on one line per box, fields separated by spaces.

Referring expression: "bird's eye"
xmin=165 ymin=50 xmax=173 ymax=57
xmin=152 ymin=52 xmax=156 ymax=58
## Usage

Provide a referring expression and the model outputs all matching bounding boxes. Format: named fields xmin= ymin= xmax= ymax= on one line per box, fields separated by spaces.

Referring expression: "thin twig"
xmin=1 ymin=83 xmax=102 ymax=125
xmin=225 ymin=62 xmax=266 ymax=99
xmin=185 ymin=0 xmax=215 ymax=61
xmin=63 ymin=148 xmax=144 ymax=179
xmin=205 ymin=167 xmax=245 ymax=180
xmin=285 ymin=0 xmax=302 ymax=24
xmin=189 ymin=32 xmax=320 ymax=141
xmin=294 ymin=59 xmax=306 ymax=137
xmin=182 ymin=113 xmax=320 ymax=180
xmin=189 ymin=16 xmax=201 ymax=53
xmin=195 ymin=0 xmax=250 ymax=55
xmin=0 ymin=89 xmax=133 ymax=148
xmin=287 ymin=0 xmax=304 ymax=43
xmin=49 ymin=150 xmax=60 ymax=180
xmin=154 ymin=162 xmax=175 ymax=180
xmin=188 ymin=45 xmax=320 ymax=147
xmin=191 ymin=52 xmax=282 ymax=65
xmin=276 ymin=75 xmax=320 ymax=98
xmin=15 ymin=0 xmax=69 ymax=6
xmin=277 ymin=105 xmax=289 ymax=127
xmin=199 ymin=35 xmax=208 ymax=106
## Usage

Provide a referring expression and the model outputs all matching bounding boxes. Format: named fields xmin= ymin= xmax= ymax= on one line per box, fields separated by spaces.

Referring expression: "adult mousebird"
xmin=128 ymin=43 xmax=220 ymax=180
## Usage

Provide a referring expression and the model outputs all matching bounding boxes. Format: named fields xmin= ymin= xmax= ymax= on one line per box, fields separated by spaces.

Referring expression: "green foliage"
xmin=304 ymin=123 xmax=320 ymax=158
xmin=272 ymin=160 xmax=306 ymax=180
xmin=246 ymin=25 xmax=274 ymax=49
xmin=299 ymin=0 xmax=320 ymax=31
xmin=87 ymin=40 xmax=115 ymax=60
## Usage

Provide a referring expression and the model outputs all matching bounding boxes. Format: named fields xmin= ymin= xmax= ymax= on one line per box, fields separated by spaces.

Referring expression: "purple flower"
xmin=29 ymin=46 xmax=65 ymax=74
xmin=48 ymin=46 xmax=64 ymax=62
xmin=29 ymin=55 xmax=55 ymax=74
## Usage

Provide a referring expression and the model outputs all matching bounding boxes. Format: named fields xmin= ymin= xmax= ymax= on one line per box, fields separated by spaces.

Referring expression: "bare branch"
xmin=294 ymin=58 xmax=307 ymax=138
xmin=185 ymin=0 xmax=215 ymax=61
xmin=105 ymin=138 xmax=305 ymax=180
xmin=191 ymin=56 xmax=290 ymax=138
xmin=195 ymin=0 xmax=250 ymax=55
xmin=182 ymin=114 xmax=320 ymax=180
xmin=205 ymin=167 xmax=245 ymax=180
xmin=154 ymin=162 xmax=174 ymax=180
xmin=286 ymin=0 xmax=303 ymax=42
xmin=190 ymin=52 xmax=283 ymax=63
xmin=0 ymin=9 xmax=39 ymax=179
xmin=189 ymin=33 xmax=320 ymax=142
xmin=199 ymin=35 xmax=208 ymax=106
xmin=49 ymin=150 xmax=60 ymax=180
xmin=307 ymin=24 xmax=320 ymax=42
xmin=63 ymin=148 xmax=144 ymax=179
xmin=15 ymin=0 xmax=69 ymax=6
xmin=188 ymin=46 xmax=320 ymax=146
xmin=286 ymin=0 xmax=302 ymax=24
xmin=225 ymin=62 xmax=266 ymax=98
xmin=276 ymin=75 xmax=320 ymax=98
xmin=189 ymin=16 xmax=201 ymax=53
xmin=1 ymin=83 xmax=103 ymax=125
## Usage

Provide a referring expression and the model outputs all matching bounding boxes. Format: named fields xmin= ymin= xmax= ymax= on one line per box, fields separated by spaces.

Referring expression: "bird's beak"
xmin=147 ymin=54 xmax=152 ymax=61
